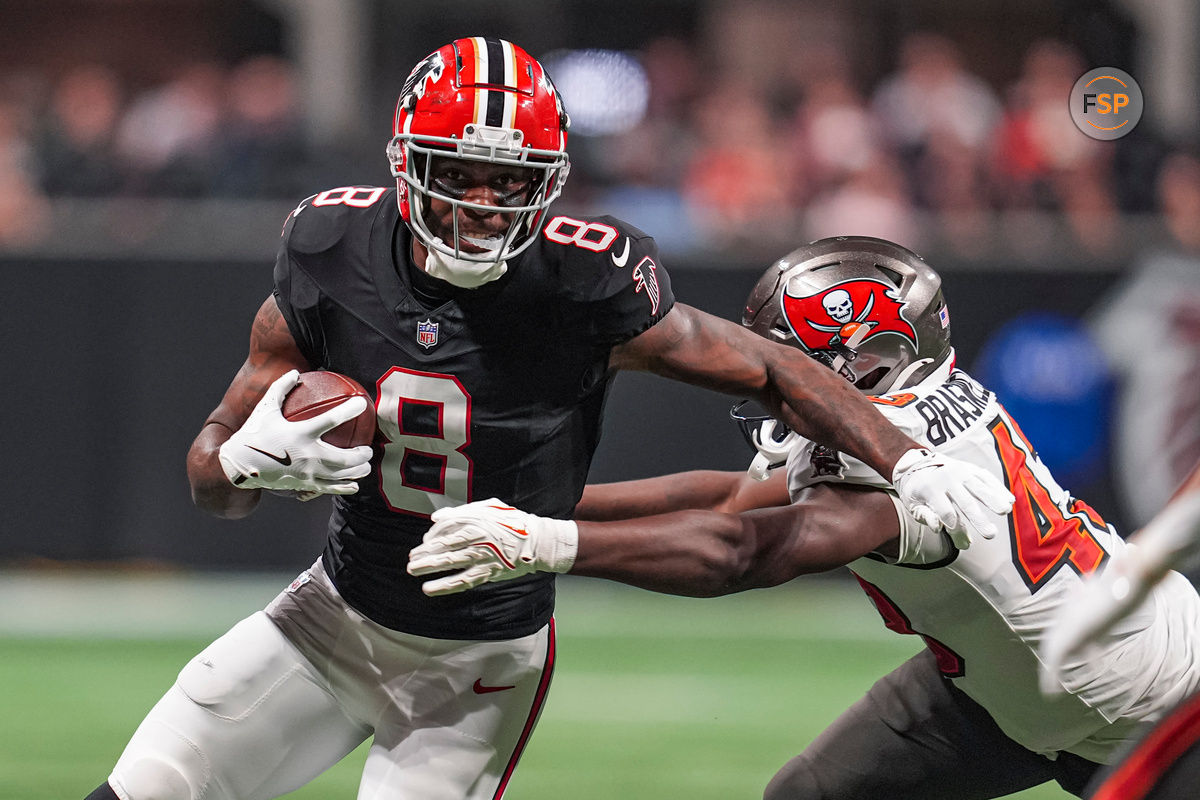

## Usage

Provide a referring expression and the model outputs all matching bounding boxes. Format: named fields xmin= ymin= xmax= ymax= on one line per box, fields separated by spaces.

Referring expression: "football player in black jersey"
xmin=85 ymin=38 xmax=1012 ymax=800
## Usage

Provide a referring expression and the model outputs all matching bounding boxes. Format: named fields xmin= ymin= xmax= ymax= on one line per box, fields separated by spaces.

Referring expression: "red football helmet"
xmin=386 ymin=37 xmax=571 ymax=274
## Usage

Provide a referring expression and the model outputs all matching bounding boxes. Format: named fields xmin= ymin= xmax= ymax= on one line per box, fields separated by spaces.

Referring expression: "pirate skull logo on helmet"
xmin=742 ymin=236 xmax=952 ymax=395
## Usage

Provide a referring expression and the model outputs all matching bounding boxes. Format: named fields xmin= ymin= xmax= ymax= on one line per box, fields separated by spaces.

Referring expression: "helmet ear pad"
xmin=742 ymin=236 xmax=952 ymax=395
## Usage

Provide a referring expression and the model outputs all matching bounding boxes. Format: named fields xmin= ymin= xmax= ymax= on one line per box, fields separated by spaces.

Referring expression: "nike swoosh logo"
xmin=247 ymin=445 xmax=292 ymax=466
xmin=473 ymin=678 xmax=516 ymax=694
xmin=610 ymin=237 xmax=630 ymax=267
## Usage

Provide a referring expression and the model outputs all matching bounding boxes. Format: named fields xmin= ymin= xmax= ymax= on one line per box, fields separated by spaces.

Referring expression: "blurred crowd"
xmin=577 ymin=31 xmax=1176 ymax=260
xmin=0 ymin=31 xmax=1192 ymax=261
xmin=0 ymin=55 xmax=322 ymax=244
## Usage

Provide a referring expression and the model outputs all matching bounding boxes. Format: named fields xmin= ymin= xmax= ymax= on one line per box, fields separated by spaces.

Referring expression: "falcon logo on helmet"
xmin=781 ymin=279 xmax=918 ymax=355
xmin=397 ymin=51 xmax=445 ymax=114
xmin=385 ymin=37 xmax=571 ymax=288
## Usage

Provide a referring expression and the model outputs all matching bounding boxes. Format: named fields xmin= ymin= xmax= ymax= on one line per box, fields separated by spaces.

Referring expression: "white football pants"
xmin=107 ymin=560 xmax=555 ymax=800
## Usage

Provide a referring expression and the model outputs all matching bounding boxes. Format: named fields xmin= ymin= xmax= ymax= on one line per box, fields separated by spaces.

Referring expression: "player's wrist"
xmin=217 ymin=440 xmax=256 ymax=488
xmin=890 ymin=447 xmax=934 ymax=482
xmin=532 ymin=517 xmax=578 ymax=573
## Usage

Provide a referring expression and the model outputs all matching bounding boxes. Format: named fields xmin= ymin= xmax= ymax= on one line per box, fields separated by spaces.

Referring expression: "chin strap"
xmin=422 ymin=242 xmax=508 ymax=288
xmin=827 ymin=321 xmax=876 ymax=379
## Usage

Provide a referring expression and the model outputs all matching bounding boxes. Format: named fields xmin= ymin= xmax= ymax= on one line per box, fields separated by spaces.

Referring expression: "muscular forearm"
xmin=186 ymin=422 xmax=262 ymax=519
xmin=571 ymin=499 xmax=865 ymax=596
xmin=577 ymin=469 xmax=792 ymax=522
xmin=408 ymin=486 xmax=898 ymax=599
xmin=577 ymin=471 xmax=756 ymax=521
xmin=764 ymin=351 xmax=916 ymax=480
xmin=572 ymin=511 xmax=759 ymax=596
xmin=611 ymin=305 xmax=919 ymax=481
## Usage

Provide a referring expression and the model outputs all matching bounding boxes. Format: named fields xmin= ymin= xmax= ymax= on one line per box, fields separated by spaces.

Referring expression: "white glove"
xmin=267 ymin=488 xmax=324 ymax=502
xmin=218 ymin=370 xmax=373 ymax=496
xmin=1040 ymin=490 xmax=1200 ymax=694
xmin=408 ymin=498 xmax=578 ymax=596
xmin=891 ymin=448 xmax=1015 ymax=550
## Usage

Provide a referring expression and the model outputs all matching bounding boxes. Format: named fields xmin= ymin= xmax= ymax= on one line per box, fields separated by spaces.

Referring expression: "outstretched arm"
xmin=575 ymin=469 xmax=791 ymax=521
xmin=609 ymin=303 xmax=1013 ymax=544
xmin=572 ymin=483 xmax=898 ymax=595
xmin=408 ymin=484 xmax=900 ymax=597
xmin=610 ymin=304 xmax=912 ymax=479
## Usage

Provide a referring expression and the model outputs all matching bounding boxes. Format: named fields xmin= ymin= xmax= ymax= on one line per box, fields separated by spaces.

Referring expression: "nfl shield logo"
xmin=417 ymin=319 xmax=439 ymax=349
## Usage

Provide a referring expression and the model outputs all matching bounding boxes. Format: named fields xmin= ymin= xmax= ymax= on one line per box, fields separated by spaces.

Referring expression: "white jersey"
xmin=785 ymin=359 xmax=1200 ymax=763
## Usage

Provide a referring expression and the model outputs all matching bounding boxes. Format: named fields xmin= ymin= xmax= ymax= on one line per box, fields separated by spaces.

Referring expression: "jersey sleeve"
xmin=555 ymin=216 xmax=676 ymax=347
xmin=272 ymin=200 xmax=327 ymax=368
xmin=784 ymin=437 xmax=891 ymax=493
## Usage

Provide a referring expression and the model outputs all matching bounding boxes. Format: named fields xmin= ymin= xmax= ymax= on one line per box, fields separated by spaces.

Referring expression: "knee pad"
xmin=111 ymin=755 xmax=194 ymax=800
xmin=110 ymin=711 xmax=210 ymax=800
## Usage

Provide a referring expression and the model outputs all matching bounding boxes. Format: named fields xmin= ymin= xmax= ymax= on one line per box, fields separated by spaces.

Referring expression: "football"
xmin=282 ymin=371 xmax=377 ymax=448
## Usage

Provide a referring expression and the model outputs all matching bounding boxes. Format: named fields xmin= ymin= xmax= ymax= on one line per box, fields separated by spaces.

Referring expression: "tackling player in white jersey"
xmin=409 ymin=236 xmax=1200 ymax=799
xmin=1042 ymin=459 xmax=1200 ymax=800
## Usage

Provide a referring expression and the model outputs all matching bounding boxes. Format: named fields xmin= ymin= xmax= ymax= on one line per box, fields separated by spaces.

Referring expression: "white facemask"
xmin=746 ymin=418 xmax=800 ymax=482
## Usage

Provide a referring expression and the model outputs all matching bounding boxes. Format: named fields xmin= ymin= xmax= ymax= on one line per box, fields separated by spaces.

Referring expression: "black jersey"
xmin=273 ymin=186 xmax=674 ymax=639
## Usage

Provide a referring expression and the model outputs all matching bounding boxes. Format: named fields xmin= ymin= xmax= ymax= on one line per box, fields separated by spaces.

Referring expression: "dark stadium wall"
xmin=1 ymin=258 xmax=1124 ymax=569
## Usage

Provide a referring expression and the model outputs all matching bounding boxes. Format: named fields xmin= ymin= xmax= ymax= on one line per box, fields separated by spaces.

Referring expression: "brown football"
xmin=282 ymin=371 xmax=376 ymax=448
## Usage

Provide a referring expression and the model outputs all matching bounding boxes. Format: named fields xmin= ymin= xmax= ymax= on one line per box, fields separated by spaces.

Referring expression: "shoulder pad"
xmin=283 ymin=186 xmax=394 ymax=256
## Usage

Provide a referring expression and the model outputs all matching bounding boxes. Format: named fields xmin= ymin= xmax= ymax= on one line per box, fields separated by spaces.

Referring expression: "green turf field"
xmin=0 ymin=569 xmax=1070 ymax=799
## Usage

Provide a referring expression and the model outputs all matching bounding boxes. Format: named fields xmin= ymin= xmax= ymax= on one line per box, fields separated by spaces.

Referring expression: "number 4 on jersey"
xmin=989 ymin=415 xmax=1108 ymax=591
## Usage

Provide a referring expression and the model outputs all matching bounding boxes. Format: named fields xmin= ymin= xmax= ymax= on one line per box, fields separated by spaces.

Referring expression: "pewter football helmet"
xmin=743 ymin=236 xmax=952 ymax=394
xmin=733 ymin=236 xmax=952 ymax=480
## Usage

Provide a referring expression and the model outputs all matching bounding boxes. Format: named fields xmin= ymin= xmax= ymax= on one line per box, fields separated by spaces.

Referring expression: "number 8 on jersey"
xmin=376 ymin=367 xmax=473 ymax=516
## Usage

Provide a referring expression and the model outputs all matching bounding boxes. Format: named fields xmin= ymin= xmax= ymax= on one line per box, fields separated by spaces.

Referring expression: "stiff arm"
xmin=409 ymin=471 xmax=905 ymax=597
xmin=610 ymin=303 xmax=915 ymax=481
xmin=610 ymin=304 xmax=1013 ymax=542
